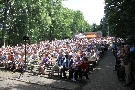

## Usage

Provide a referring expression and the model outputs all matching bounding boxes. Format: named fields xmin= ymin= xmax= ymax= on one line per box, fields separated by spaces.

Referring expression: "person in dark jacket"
xmin=122 ymin=45 xmax=133 ymax=86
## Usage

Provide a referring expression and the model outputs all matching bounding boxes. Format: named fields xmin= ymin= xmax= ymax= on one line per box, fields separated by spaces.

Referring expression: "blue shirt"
xmin=57 ymin=56 xmax=65 ymax=66
xmin=63 ymin=58 xmax=73 ymax=67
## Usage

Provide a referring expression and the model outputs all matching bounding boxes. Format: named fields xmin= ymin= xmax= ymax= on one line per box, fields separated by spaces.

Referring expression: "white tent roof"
xmin=75 ymin=33 xmax=86 ymax=38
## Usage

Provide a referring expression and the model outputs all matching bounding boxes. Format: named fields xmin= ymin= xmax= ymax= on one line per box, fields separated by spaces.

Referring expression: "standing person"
xmin=123 ymin=45 xmax=133 ymax=86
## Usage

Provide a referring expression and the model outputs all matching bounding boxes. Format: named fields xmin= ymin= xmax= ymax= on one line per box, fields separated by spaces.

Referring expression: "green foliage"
xmin=99 ymin=17 xmax=108 ymax=37
xmin=0 ymin=0 xmax=92 ymax=46
xmin=104 ymin=0 xmax=135 ymax=41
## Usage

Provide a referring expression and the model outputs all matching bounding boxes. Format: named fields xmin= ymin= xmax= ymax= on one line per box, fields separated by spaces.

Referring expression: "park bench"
xmin=85 ymin=54 xmax=100 ymax=72
xmin=26 ymin=58 xmax=61 ymax=77
xmin=27 ymin=59 xmax=41 ymax=75
xmin=88 ymin=56 xmax=98 ymax=67
xmin=46 ymin=58 xmax=61 ymax=78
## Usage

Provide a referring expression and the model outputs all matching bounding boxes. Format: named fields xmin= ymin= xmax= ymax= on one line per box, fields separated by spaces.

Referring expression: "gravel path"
xmin=0 ymin=78 xmax=63 ymax=90
xmin=83 ymin=49 xmax=132 ymax=90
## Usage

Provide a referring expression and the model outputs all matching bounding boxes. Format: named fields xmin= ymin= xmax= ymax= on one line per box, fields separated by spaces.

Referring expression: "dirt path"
xmin=82 ymin=49 xmax=132 ymax=90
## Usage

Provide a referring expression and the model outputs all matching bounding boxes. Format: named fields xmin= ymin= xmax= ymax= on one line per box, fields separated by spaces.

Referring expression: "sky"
xmin=62 ymin=0 xmax=105 ymax=25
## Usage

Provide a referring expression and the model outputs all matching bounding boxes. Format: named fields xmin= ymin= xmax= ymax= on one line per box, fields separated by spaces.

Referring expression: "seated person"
xmin=79 ymin=57 xmax=89 ymax=80
xmin=61 ymin=53 xmax=73 ymax=79
xmin=13 ymin=56 xmax=25 ymax=73
xmin=1 ymin=53 xmax=7 ymax=68
xmin=51 ymin=52 xmax=65 ymax=77
xmin=38 ymin=53 xmax=49 ymax=75
xmin=69 ymin=54 xmax=81 ymax=81
xmin=3 ymin=52 xmax=11 ymax=69
xmin=9 ymin=54 xmax=16 ymax=71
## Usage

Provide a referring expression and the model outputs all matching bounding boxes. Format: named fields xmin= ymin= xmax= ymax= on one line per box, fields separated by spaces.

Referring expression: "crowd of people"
xmin=112 ymin=39 xmax=135 ymax=86
xmin=0 ymin=37 xmax=111 ymax=81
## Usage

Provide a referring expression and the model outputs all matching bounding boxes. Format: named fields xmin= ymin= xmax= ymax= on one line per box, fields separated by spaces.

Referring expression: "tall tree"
xmin=0 ymin=0 xmax=92 ymax=46
xmin=104 ymin=0 xmax=135 ymax=42
xmin=99 ymin=17 xmax=108 ymax=37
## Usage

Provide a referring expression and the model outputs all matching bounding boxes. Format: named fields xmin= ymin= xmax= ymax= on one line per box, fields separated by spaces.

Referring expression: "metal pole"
xmin=19 ymin=36 xmax=29 ymax=78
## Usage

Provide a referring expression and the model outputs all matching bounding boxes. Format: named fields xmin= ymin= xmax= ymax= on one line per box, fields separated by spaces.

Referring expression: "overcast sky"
xmin=62 ymin=0 xmax=105 ymax=25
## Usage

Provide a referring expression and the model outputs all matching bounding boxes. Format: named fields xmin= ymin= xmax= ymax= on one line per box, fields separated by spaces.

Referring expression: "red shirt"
xmin=81 ymin=61 xmax=89 ymax=70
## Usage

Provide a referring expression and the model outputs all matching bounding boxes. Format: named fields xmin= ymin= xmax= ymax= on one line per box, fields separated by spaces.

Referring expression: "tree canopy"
xmin=0 ymin=0 xmax=92 ymax=46
xmin=104 ymin=0 xmax=135 ymax=43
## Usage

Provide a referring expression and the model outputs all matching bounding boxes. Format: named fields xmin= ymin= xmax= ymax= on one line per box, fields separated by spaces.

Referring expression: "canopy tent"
xmin=75 ymin=33 xmax=86 ymax=38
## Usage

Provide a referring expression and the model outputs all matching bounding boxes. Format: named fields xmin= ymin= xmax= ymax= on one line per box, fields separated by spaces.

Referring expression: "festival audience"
xmin=0 ymin=37 xmax=111 ymax=82
xmin=112 ymin=39 xmax=135 ymax=86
